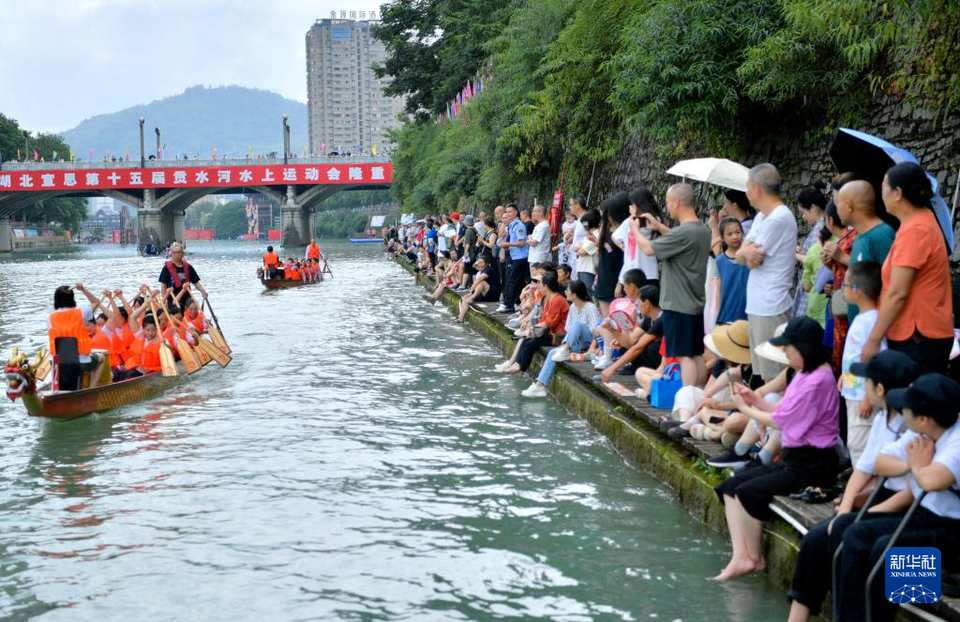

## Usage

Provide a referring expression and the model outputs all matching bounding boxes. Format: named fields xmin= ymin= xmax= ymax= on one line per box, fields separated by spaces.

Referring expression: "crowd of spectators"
xmin=387 ymin=160 xmax=960 ymax=620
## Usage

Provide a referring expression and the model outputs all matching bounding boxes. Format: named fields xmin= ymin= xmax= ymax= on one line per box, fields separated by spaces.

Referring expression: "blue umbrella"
xmin=830 ymin=127 xmax=954 ymax=252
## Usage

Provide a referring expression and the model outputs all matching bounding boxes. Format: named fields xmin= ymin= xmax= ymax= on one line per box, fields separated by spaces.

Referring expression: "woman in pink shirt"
xmin=713 ymin=316 xmax=840 ymax=581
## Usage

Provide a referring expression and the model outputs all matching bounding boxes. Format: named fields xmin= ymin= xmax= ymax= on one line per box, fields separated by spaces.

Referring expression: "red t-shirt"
xmin=540 ymin=295 xmax=569 ymax=336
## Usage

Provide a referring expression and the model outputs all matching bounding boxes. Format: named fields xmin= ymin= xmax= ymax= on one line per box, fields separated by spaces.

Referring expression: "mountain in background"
xmin=61 ymin=85 xmax=308 ymax=160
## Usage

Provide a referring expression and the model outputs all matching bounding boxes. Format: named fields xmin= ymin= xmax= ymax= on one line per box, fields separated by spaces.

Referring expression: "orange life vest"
xmin=91 ymin=328 xmax=120 ymax=366
xmin=306 ymin=243 xmax=320 ymax=259
xmin=121 ymin=323 xmax=136 ymax=348
xmin=185 ymin=311 xmax=206 ymax=333
xmin=264 ymin=251 xmax=279 ymax=267
xmin=48 ymin=308 xmax=92 ymax=357
xmin=110 ymin=328 xmax=130 ymax=366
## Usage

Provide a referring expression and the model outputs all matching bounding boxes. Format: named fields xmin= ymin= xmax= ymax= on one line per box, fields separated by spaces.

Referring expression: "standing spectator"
xmin=594 ymin=194 xmax=629 ymax=316
xmin=520 ymin=208 xmax=535 ymax=235
xmin=791 ymin=184 xmax=827 ymax=318
xmin=425 ymin=219 xmax=438 ymax=275
xmin=737 ymin=163 xmax=798 ymax=382
xmin=574 ymin=209 xmax=601 ymax=296
xmin=615 ymin=188 xmax=661 ymax=284
xmin=710 ymin=217 xmax=749 ymax=325
xmin=821 ymin=201 xmax=855 ymax=375
xmin=828 ymin=180 xmax=896 ymax=321
xmin=720 ymin=188 xmax=755 ymax=235
xmin=527 ymin=205 xmax=552 ymax=267
xmin=862 ymin=162 xmax=954 ymax=373
xmin=478 ymin=216 xmax=500 ymax=276
xmin=568 ymin=194 xmax=589 ymax=280
xmin=437 ymin=214 xmax=454 ymax=256
xmin=637 ymin=183 xmax=712 ymax=387
xmin=496 ymin=204 xmax=529 ymax=314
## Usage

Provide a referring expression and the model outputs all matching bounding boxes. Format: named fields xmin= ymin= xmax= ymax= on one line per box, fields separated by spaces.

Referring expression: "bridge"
xmin=0 ymin=157 xmax=392 ymax=251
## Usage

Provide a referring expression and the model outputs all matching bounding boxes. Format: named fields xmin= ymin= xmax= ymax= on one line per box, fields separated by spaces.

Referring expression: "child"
xmin=599 ymin=282 xmax=663 ymax=383
xmin=787 ymin=350 xmax=920 ymax=622
xmin=711 ymin=217 xmax=749 ymax=324
xmin=838 ymin=373 xmax=960 ymax=620
xmin=839 ymin=261 xmax=885 ymax=466
xmin=593 ymin=269 xmax=646 ymax=371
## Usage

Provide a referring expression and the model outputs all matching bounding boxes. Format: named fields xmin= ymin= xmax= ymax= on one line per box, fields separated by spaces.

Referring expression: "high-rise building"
xmin=305 ymin=11 xmax=405 ymax=156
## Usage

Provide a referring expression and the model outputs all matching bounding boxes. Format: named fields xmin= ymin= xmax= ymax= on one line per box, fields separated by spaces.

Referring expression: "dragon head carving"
xmin=5 ymin=347 xmax=49 ymax=401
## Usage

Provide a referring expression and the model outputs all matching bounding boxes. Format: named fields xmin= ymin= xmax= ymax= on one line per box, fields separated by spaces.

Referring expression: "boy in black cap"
xmin=787 ymin=350 xmax=920 ymax=621
xmin=835 ymin=373 xmax=960 ymax=621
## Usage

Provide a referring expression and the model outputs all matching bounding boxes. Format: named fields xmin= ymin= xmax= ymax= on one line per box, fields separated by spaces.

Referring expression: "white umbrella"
xmin=666 ymin=157 xmax=749 ymax=191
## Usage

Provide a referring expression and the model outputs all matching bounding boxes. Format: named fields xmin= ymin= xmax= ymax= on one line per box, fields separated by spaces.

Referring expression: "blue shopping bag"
xmin=650 ymin=363 xmax=682 ymax=410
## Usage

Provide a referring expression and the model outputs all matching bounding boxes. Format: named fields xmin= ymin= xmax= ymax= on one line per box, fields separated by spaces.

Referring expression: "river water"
xmin=0 ymin=242 xmax=788 ymax=620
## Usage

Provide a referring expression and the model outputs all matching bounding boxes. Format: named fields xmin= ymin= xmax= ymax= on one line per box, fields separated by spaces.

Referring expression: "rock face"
xmin=592 ymin=91 xmax=960 ymax=218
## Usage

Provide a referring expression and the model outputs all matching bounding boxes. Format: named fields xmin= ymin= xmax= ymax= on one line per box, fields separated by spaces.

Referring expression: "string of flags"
xmin=441 ymin=74 xmax=491 ymax=122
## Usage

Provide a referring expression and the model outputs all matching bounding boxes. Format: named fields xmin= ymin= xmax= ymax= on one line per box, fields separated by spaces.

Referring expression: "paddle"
xmin=322 ymin=257 xmax=333 ymax=279
xmin=203 ymin=297 xmax=231 ymax=354
xmin=157 ymin=304 xmax=203 ymax=375
xmin=148 ymin=299 xmax=179 ymax=377
xmin=195 ymin=335 xmax=232 ymax=368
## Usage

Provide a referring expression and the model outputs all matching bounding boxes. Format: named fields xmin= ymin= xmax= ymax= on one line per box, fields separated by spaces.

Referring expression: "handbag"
xmin=650 ymin=363 xmax=683 ymax=410
xmin=532 ymin=324 xmax=548 ymax=338
xmin=831 ymin=288 xmax=848 ymax=318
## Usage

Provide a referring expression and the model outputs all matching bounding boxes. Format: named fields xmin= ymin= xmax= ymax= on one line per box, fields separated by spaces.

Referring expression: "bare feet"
xmin=712 ymin=556 xmax=766 ymax=581
xmin=504 ymin=363 xmax=521 ymax=374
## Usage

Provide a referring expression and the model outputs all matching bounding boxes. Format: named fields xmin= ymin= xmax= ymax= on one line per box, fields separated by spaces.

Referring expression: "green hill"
xmin=60 ymin=85 xmax=308 ymax=161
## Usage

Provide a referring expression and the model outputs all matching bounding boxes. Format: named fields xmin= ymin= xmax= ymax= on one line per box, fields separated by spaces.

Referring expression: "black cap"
xmin=768 ymin=316 xmax=824 ymax=348
xmin=849 ymin=350 xmax=920 ymax=391
xmin=886 ymin=373 xmax=960 ymax=426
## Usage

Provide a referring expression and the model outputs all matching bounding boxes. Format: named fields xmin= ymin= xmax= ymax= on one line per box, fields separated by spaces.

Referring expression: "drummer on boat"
xmin=306 ymin=239 xmax=322 ymax=261
xmin=263 ymin=245 xmax=281 ymax=279
xmin=159 ymin=242 xmax=208 ymax=302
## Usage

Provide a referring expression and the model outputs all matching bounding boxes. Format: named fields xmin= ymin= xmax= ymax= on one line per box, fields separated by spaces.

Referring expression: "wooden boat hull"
xmin=260 ymin=277 xmax=318 ymax=289
xmin=21 ymin=371 xmax=182 ymax=419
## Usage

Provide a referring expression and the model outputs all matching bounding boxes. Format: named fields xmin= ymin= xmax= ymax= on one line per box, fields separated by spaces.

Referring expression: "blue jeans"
xmin=537 ymin=322 xmax=593 ymax=386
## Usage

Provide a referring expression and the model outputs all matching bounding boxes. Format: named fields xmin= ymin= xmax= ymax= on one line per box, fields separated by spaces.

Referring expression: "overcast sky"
xmin=2 ymin=0 xmax=373 ymax=133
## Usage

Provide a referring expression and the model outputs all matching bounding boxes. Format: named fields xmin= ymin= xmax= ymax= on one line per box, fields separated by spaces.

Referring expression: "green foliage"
xmin=315 ymin=189 xmax=393 ymax=211
xmin=380 ymin=0 xmax=960 ymax=213
xmin=184 ymin=201 xmax=217 ymax=229
xmin=314 ymin=210 xmax=376 ymax=238
xmin=203 ymin=200 xmax=248 ymax=239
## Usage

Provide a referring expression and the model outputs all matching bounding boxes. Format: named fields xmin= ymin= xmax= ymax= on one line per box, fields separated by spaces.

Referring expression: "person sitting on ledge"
xmin=713 ymin=316 xmax=839 ymax=581
xmin=457 ymin=254 xmax=501 ymax=322
xmin=499 ymin=273 xmax=568 ymax=376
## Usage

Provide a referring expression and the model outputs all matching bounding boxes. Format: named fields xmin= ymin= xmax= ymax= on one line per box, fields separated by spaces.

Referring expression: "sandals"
xmin=790 ymin=486 xmax=842 ymax=504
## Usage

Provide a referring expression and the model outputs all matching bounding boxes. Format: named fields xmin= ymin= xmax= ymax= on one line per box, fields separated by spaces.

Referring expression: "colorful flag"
xmin=89 ymin=149 xmax=94 ymax=161
xmin=125 ymin=150 xmax=130 ymax=161
xmin=69 ymin=150 xmax=74 ymax=162
xmin=17 ymin=149 xmax=20 ymax=161
xmin=372 ymin=144 xmax=377 ymax=156
xmin=321 ymin=141 xmax=326 ymax=154
xmin=52 ymin=150 xmax=57 ymax=160
xmin=33 ymin=150 xmax=38 ymax=161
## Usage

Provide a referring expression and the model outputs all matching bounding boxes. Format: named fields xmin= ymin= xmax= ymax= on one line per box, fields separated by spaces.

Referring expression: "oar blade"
xmin=208 ymin=327 xmax=231 ymax=354
xmin=159 ymin=344 xmax=179 ymax=377
xmin=197 ymin=337 xmax=231 ymax=368
xmin=176 ymin=340 xmax=202 ymax=374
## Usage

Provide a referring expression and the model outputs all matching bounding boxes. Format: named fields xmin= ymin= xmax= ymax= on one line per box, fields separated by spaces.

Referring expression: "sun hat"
xmin=706 ymin=320 xmax=752 ymax=365
xmin=755 ymin=322 xmax=789 ymax=366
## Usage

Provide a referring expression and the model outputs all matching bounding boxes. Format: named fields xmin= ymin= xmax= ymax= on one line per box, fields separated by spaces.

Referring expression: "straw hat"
xmin=705 ymin=320 xmax=752 ymax=365
xmin=754 ymin=322 xmax=790 ymax=366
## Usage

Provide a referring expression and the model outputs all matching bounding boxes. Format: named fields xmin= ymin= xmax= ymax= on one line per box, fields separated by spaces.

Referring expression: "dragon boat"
xmin=5 ymin=348 xmax=184 ymax=419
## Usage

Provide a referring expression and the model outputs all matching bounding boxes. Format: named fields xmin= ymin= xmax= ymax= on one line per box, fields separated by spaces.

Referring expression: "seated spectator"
xmin=838 ymin=373 xmax=960 ymax=620
xmin=713 ymin=317 xmax=839 ymax=581
xmin=426 ymin=249 xmax=461 ymax=303
xmin=664 ymin=320 xmax=752 ymax=441
xmin=787 ymin=350 xmax=920 ymax=622
xmin=457 ymin=254 xmax=501 ymax=322
xmin=557 ymin=264 xmax=571 ymax=286
xmin=634 ymin=338 xmax=679 ymax=400
xmin=599 ymin=283 xmax=663 ymax=384
xmin=499 ymin=274 xmax=568 ymax=376
xmin=522 ymin=279 xmax=600 ymax=397
xmin=839 ymin=261 xmax=885 ymax=466
xmin=594 ymin=269 xmax=649 ymax=371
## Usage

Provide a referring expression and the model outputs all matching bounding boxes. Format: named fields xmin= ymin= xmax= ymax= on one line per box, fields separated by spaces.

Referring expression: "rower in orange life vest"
xmin=48 ymin=283 xmax=109 ymax=389
xmin=306 ymin=239 xmax=321 ymax=261
xmin=263 ymin=245 xmax=281 ymax=279
xmin=159 ymin=242 xmax=208 ymax=302
xmin=125 ymin=313 xmax=163 ymax=375
xmin=176 ymin=286 xmax=209 ymax=335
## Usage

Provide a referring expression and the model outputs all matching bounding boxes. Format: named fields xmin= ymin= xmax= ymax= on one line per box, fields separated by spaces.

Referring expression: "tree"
xmin=205 ymin=200 xmax=248 ymax=239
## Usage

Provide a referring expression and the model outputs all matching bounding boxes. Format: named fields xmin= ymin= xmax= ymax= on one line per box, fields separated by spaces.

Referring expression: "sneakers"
xmin=495 ymin=305 xmax=514 ymax=314
xmin=494 ymin=361 xmax=510 ymax=371
xmin=593 ymin=357 xmax=612 ymax=370
xmin=507 ymin=318 xmax=522 ymax=329
xmin=521 ymin=383 xmax=547 ymax=398
xmin=707 ymin=449 xmax=750 ymax=470
xmin=513 ymin=328 xmax=527 ymax=337
xmin=733 ymin=455 xmax=762 ymax=472
xmin=551 ymin=347 xmax=571 ymax=362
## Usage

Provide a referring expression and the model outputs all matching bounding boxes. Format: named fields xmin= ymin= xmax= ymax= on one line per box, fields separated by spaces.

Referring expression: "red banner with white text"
xmin=0 ymin=163 xmax=392 ymax=192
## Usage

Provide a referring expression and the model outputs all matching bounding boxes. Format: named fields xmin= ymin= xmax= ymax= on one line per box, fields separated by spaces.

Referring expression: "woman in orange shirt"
xmin=511 ymin=273 xmax=569 ymax=375
xmin=863 ymin=162 xmax=953 ymax=374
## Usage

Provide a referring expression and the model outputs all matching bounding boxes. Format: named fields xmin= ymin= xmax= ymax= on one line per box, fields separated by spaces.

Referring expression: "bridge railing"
xmin=0 ymin=155 xmax=392 ymax=171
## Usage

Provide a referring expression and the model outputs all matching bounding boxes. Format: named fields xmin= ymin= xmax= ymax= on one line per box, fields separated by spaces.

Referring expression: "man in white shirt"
xmin=736 ymin=163 xmax=798 ymax=381
xmin=437 ymin=215 xmax=455 ymax=254
xmin=568 ymin=194 xmax=588 ymax=280
xmin=527 ymin=204 xmax=552 ymax=267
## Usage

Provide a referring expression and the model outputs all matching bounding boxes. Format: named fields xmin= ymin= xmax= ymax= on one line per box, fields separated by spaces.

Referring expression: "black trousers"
xmin=715 ymin=446 xmax=839 ymax=520
xmin=504 ymin=258 xmax=528 ymax=309
xmin=517 ymin=333 xmax=554 ymax=372
xmin=789 ymin=488 xmax=895 ymax=616
xmin=888 ymin=331 xmax=952 ymax=375
xmin=837 ymin=507 xmax=960 ymax=622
